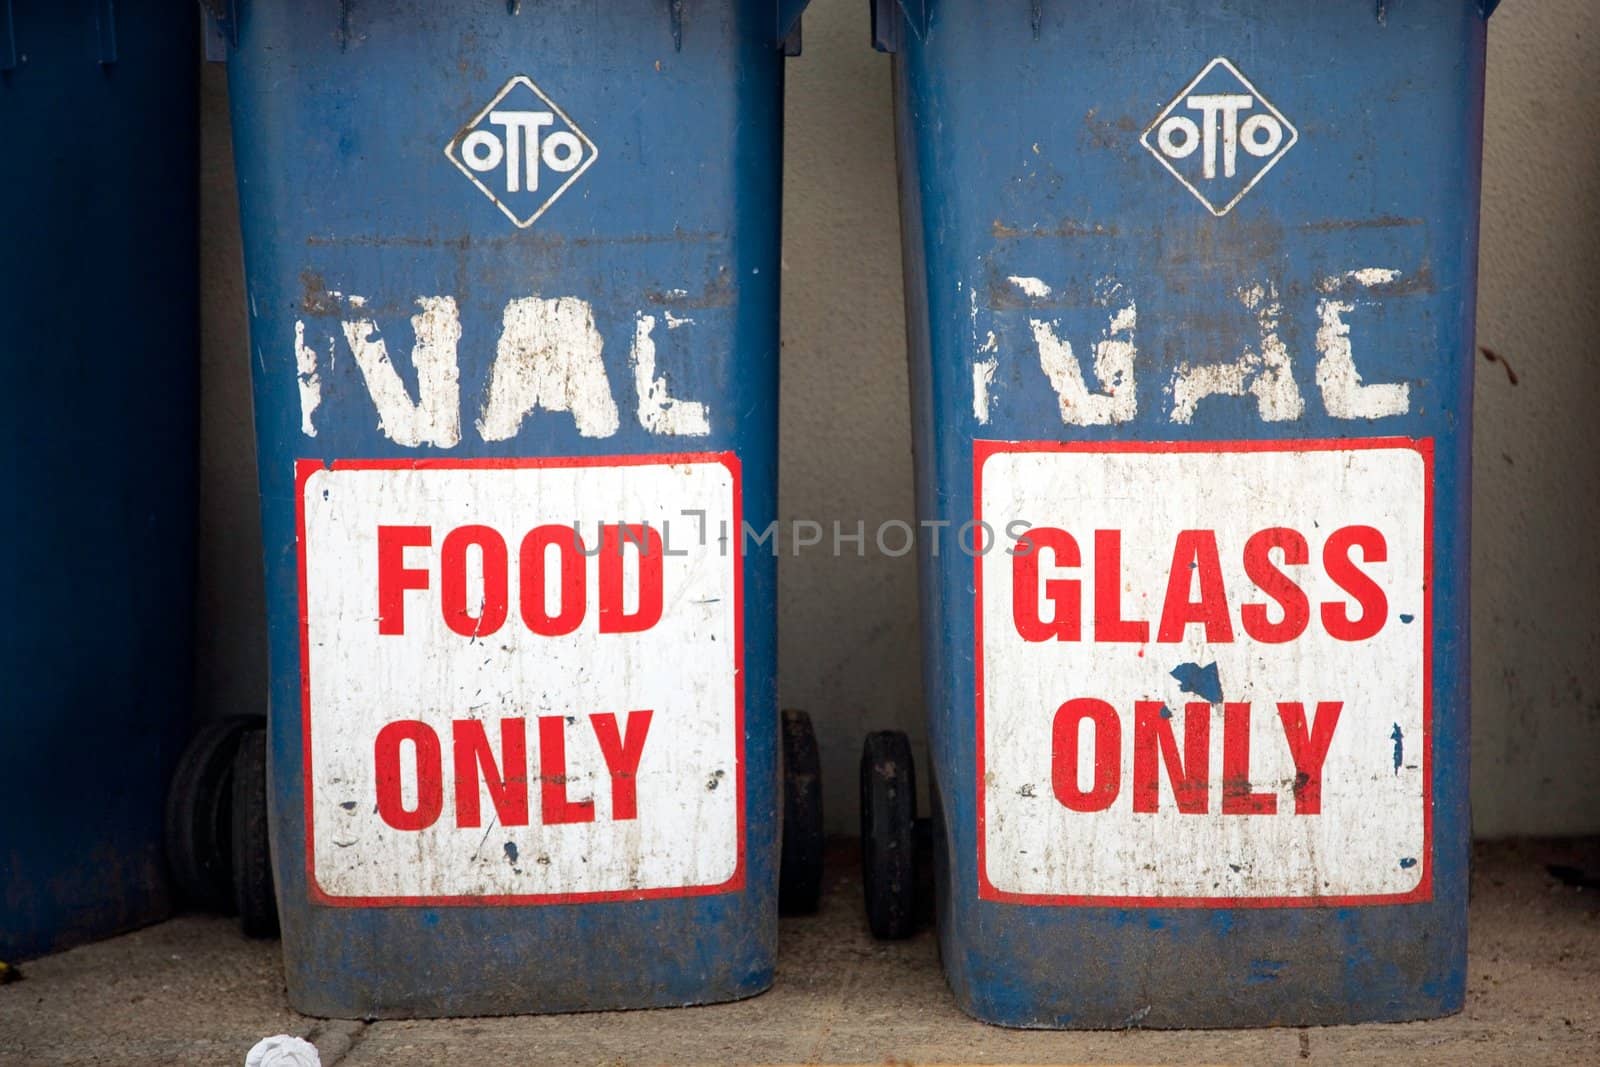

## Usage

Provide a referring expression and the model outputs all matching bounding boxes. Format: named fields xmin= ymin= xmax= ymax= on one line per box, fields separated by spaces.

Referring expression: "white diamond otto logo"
xmin=445 ymin=75 xmax=598 ymax=229
xmin=1140 ymin=57 xmax=1297 ymax=217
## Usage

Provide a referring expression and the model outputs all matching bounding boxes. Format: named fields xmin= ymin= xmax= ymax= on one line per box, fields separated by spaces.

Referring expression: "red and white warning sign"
xmin=297 ymin=454 xmax=742 ymax=904
xmin=976 ymin=438 xmax=1431 ymax=906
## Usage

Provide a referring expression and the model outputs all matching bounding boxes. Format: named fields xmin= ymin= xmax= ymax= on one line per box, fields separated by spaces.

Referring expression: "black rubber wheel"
xmin=779 ymin=708 xmax=825 ymax=915
xmin=231 ymin=727 xmax=279 ymax=939
xmin=163 ymin=715 xmax=262 ymax=912
xmin=861 ymin=730 xmax=917 ymax=939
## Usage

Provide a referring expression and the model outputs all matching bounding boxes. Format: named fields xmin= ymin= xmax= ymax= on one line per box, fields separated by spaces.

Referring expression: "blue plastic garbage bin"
xmin=219 ymin=0 xmax=810 ymax=1017
xmin=865 ymin=0 xmax=1496 ymax=1028
xmin=0 ymin=1 xmax=199 ymax=961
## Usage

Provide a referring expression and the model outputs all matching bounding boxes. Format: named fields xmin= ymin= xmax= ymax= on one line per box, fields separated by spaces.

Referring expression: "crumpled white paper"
xmin=245 ymin=1034 xmax=321 ymax=1067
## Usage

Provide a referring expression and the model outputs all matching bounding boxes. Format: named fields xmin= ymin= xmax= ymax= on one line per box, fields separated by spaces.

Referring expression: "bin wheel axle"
xmin=163 ymin=716 xmax=278 ymax=940
xmin=780 ymin=708 xmax=825 ymax=915
xmin=163 ymin=715 xmax=262 ymax=913
xmin=231 ymin=726 xmax=278 ymax=939
xmin=860 ymin=730 xmax=928 ymax=940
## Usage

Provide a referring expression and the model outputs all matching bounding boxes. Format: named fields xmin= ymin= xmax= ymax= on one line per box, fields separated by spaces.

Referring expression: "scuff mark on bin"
xmin=973 ymin=354 xmax=998 ymax=424
xmin=1299 ymin=214 xmax=1423 ymax=233
xmin=646 ymin=266 xmax=733 ymax=309
xmin=1248 ymin=959 xmax=1286 ymax=984
xmin=299 ymin=270 xmax=342 ymax=316
xmin=1081 ymin=108 xmax=1141 ymax=154
xmin=304 ymin=229 xmax=723 ymax=251
xmin=992 ymin=218 xmax=1119 ymax=240
xmin=294 ymin=322 xmax=323 ymax=437
xmin=1008 ymin=275 xmax=1053 ymax=298
xmin=1316 ymin=262 xmax=1436 ymax=297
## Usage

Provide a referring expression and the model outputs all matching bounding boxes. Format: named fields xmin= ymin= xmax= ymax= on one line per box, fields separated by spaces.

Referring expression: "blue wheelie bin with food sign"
xmin=215 ymin=0 xmax=818 ymax=1017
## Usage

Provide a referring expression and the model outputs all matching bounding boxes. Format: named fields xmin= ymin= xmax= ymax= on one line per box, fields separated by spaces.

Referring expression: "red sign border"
xmin=972 ymin=436 xmax=1434 ymax=909
xmin=295 ymin=452 xmax=747 ymax=908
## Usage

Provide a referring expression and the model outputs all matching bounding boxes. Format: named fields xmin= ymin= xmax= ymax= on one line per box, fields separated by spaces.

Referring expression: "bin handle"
xmin=0 ymin=0 xmax=125 ymax=70
xmin=2 ymin=0 xmax=15 ymax=73
xmin=197 ymin=0 xmax=814 ymax=58
xmin=671 ymin=0 xmax=808 ymax=53
xmin=199 ymin=0 xmax=236 ymax=57
xmin=898 ymin=0 xmax=931 ymax=40
xmin=870 ymin=0 xmax=928 ymax=52
xmin=94 ymin=0 xmax=116 ymax=65
xmin=667 ymin=0 xmax=808 ymax=53
xmin=777 ymin=0 xmax=808 ymax=41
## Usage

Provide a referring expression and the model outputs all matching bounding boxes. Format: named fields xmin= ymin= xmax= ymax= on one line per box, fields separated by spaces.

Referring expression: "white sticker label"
xmin=977 ymin=440 xmax=1431 ymax=905
xmin=299 ymin=455 xmax=742 ymax=903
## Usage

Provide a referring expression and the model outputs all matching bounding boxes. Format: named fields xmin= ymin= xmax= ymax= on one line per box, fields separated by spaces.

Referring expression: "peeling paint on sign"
xmin=631 ymin=313 xmax=710 ymax=437
xmin=1008 ymin=275 xmax=1053 ymax=298
xmin=1029 ymin=302 xmax=1138 ymax=426
xmin=982 ymin=268 xmax=1412 ymax=428
xmin=973 ymin=357 xmax=998 ymax=425
xmin=341 ymin=297 xmax=462 ymax=448
xmin=976 ymin=438 xmax=1430 ymax=905
xmin=296 ymin=288 xmax=715 ymax=446
xmin=1315 ymin=269 xmax=1411 ymax=420
xmin=298 ymin=455 xmax=742 ymax=903
xmin=1170 ymin=282 xmax=1304 ymax=424
xmin=479 ymin=296 xmax=620 ymax=442
xmin=294 ymin=321 xmax=322 ymax=438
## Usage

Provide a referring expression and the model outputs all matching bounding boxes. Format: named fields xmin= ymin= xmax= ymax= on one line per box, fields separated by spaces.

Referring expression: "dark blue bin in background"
xmin=0 ymin=2 xmax=199 ymax=961
xmin=872 ymin=0 xmax=1494 ymax=1028
xmin=221 ymin=0 xmax=807 ymax=1017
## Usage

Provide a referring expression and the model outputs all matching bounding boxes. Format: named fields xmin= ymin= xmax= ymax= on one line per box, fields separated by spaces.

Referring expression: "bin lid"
xmin=202 ymin=1 xmax=812 ymax=53
xmin=883 ymin=0 xmax=1497 ymax=42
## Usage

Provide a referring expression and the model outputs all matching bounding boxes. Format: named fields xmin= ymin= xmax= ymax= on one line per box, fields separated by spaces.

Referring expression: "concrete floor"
xmin=2 ymin=840 xmax=1597 ymax=1066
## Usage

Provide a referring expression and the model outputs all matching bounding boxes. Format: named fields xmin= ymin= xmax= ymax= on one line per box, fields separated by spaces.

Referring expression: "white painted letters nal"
xmin=295 ymin=293 xmax=710 ymax=446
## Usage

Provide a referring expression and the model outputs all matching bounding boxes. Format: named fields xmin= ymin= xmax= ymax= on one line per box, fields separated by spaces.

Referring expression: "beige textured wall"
xmin=197 ymin=62 xmax=266 ymax=731
xmin=197 ymin=0 xmax=1599 ymax=837
xmin=778 ymin=3 xmax=922 ymax=836
xmin=1471 ymin=0 xmax=1600 ymax=835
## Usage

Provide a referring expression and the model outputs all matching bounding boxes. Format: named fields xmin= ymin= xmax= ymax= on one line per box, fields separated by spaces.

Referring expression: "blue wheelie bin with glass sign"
xmin=0 ymin=0 xmax=198 ymax=962
xmin=860 ymin=0 xmax=1497 ymax=1028
xmin=215 ymin=0 xmax=818 ymax=1017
